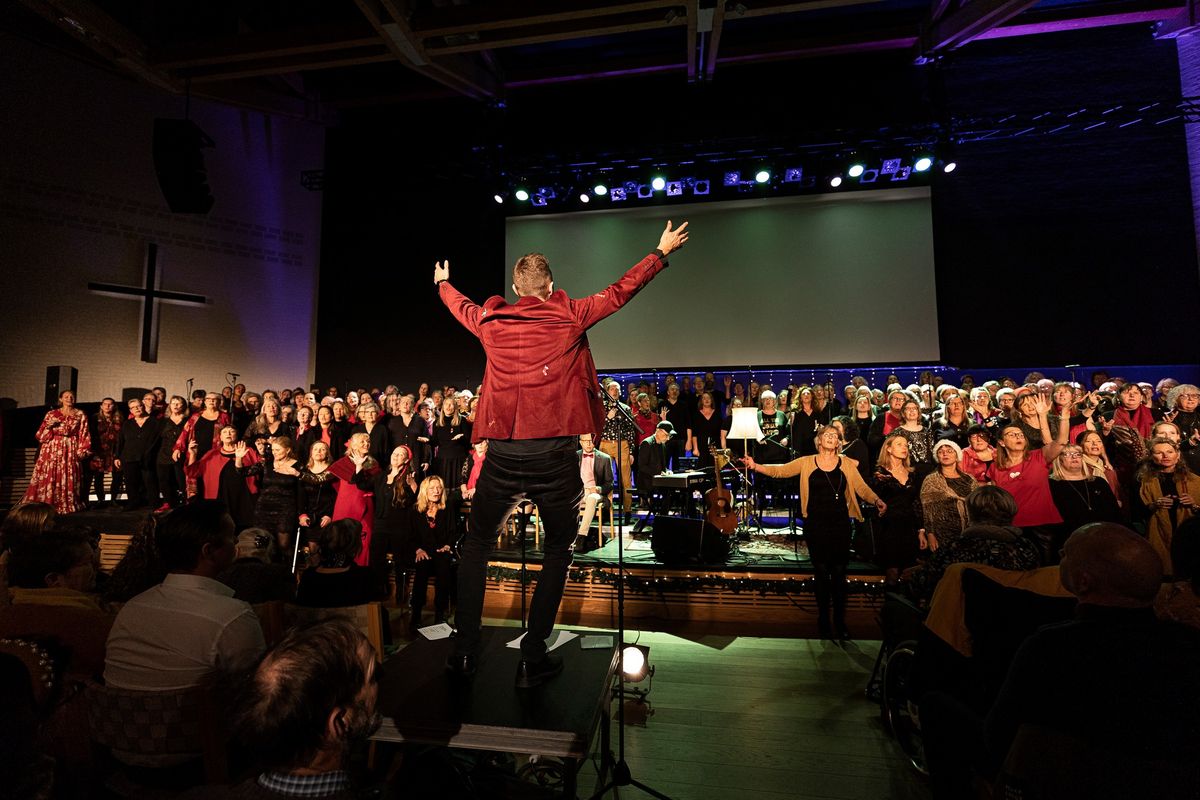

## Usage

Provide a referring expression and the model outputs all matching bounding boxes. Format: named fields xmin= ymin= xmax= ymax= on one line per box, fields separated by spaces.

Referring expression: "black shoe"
xmin=817 ymin=618 xmax=833 ymax=640
xmin=515 ymin=653 xmax=563 ymax=688
xmin=445 ymin=653 xmax=477 ymax=679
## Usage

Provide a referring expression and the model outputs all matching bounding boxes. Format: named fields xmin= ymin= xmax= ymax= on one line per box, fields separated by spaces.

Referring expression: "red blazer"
xmin=439 ymin=252 xmax=669 ymax=442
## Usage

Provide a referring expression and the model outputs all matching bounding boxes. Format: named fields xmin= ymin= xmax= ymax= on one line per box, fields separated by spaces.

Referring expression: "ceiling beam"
xmin=920 ymin=0 xmax=1041 ymax=56
xmin=412 ymin=1 xmax=679 ymax=38
xmin=686 ymin=0 xmax=699 ymax=81
xmin=425 ymin=14 xmax=690 ymax=55
xmin=703 ymin=0 xmax=727 ymax=80
xmin=182 ymin=49 xmax=397 ymax=83
xmin=734 ymin=0 xmax=889 ymax=17
xmin=353 ymin=0 xmax=500 ymax=99
xmin=984 ymin=5 xmax=1185 ymax=41
xmin=151 ymin=23 xmax=381 ymax=70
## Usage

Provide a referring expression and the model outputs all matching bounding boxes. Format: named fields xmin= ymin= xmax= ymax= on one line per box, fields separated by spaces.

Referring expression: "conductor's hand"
xmin=656 ymin=220 xmax=689 ymax=256
xmin=433 ymin=260 xmax=450 ymax=285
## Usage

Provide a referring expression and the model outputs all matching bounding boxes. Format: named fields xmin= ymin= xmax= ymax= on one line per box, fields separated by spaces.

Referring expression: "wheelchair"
xmin=866 ymin=590 xmax=929 ymax=776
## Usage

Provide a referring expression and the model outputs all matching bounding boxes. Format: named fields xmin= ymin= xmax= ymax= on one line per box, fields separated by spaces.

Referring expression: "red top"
xmin=989 ymin=448 xmax=1062 ymax=527
xmin=438 ymin=252 xmax=668 ymax=443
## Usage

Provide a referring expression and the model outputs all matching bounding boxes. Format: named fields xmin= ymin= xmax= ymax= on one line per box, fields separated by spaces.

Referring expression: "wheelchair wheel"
xmin=881 ymin=640 xmax=928 ymax=776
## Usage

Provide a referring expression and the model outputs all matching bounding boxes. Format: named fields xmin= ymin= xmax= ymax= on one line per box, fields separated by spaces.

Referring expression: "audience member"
xmin=295 ymin=519 xmax=382 ymax=608
xmin=217 ymin=528 xmax=296 ymax=604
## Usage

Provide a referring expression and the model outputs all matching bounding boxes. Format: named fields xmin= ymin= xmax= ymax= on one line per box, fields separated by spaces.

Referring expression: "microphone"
xmin=228 ymin=372 xmax=240 ymax=379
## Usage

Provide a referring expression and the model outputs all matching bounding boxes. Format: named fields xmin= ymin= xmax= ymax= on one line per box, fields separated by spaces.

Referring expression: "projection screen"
xmin=504 ymin=186 xmax=938 ymax=369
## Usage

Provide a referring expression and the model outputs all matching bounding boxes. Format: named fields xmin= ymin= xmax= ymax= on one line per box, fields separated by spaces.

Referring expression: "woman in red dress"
xmin=24 ymin=390 xmax=92 ymax=514
xmin=328 ymin=432 xmax=381 ymax=567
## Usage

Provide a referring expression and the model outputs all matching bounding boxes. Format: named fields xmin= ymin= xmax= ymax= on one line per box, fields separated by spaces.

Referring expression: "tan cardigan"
xmin=757 ymin=455 xmax=880 ymax=520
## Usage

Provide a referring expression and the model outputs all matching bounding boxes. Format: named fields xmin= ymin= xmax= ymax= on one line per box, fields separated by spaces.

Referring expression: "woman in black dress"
xmin=744 ymin=426 xmax=886 ymax=639
xmin=295 ymin=519 xmax=383 ymax=607
xmin=850 ymin=395 xmax=876 ymax=461
xmin=871 ymin=433 xmax=923 ymax=588
xmin=1049 ymin=444 xmax=1121 ymax=546
xmin=790 ymin=387 xmax=821 ymax=458
xmin=241 ymin=435 xmax=302 ymax=558
xmin=372 ymin=445 xmax=419 ymax=602
xmin=432 ymin=397 xmax=471 ymax=489
xmin=691 ymin=391 xmax=725 ymax=469
xmin=831 ymin=416 xmax=871 ymax=484
xmin=298 ymin=441 xmax=336 ymax=562
xmin=244 ymin=397 xmax=294 ymax=451
xmin=408 ymin=475 xmax=462 ymax=634
xmin=156 ymin=396 xmax=189 ymax=510
xmin=658 ymin=382 xmax=692 ymax=469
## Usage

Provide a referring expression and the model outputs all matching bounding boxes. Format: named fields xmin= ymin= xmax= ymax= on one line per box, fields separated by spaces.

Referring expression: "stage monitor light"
xmin=493 ymin=193 xmax=504 ymax=204
xmin=693 ymin=179 xmax=710 ymax=195
xmin=651 ymin=176 xmax=667 ymax=191
xmin=594 ymin=183 xmax=608 ymax=196
xmin=610 ymin=186 xmax=627 ymax=201
xmin=914 ymin=156 xmax=933 ymax=172
xmin=829 ymin=176 xmax=843 ymax=188
xmin=579 ymin=193 xmax=590 ymax=203
xmin=847 ymin=163 xmax=865 ymax=178
xmin=637 ymin=184 xmax=654 ymax=198
xmin=943 ymin=161 xmax=958 ymax=173
xmin=666 ymin=180 xmax=683 ymax=196
xmin=514 ymin=189 xmax=530 ymax=202
xmin=754 ymin=169 xmax=770 ymax=184
xmin=890 ymin=166 xmax=913 ymax=182
xmin=881 ymin=158 xmax=901 ymax=175
xmin=859 ymin=169 xmax=879 ymax=184
xmin=784 ymin=167 xmax=803 ymax=182
xmin=621 ymin=644 xmax=653 ymax=682
xmin=723 ymin=171 xmax=740 ymax=186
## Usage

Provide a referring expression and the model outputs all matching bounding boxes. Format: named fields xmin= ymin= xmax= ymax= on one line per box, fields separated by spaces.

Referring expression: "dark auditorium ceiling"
xmin=3 ymin=0 xmax=1192 ymax=122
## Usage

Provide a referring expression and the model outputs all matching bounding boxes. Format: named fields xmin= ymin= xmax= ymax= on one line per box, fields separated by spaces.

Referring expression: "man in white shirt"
xmin=105 ymin=500 xmax=266 ymax=691
xmin=576 ymin=433 xmax=615 ymax=551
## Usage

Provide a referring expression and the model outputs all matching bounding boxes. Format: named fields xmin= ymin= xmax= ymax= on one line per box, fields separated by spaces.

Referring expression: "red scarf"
xmin=883 ymin=411 xmax=902 ymax=435
xmin=1113 ymin=405 xmax=1153 ymax=439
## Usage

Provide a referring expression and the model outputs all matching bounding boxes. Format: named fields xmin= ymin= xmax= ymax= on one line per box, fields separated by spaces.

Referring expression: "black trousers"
xmin=411 ymin=552 xmax=455 ymax=617
xmin=156 ymin=462 xmax=185 ymax=508
xmin=121 ymin=461 xmax=157 ymax=507
xmin=457 ymin=437 xmax=583 ymax=661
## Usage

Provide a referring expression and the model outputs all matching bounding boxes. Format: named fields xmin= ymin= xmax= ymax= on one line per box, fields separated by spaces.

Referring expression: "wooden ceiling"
xmin=7 ymin=0 xmax=1190 ymax=120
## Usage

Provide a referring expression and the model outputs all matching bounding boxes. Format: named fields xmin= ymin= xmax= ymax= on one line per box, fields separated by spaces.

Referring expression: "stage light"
xmin=514 ymin=189 xmax=530 ymax=202
xmin=784 ymin=167 xmax=803 ymax=182
xmin=847 ymin=163 xmax=865 ymax=178
xmin=723 ymin=171 xmax=740 ymax=186
xmin=693 ymin=179 xmax=710 ymax=195
xmin=830 ymin=176 xmax=843 ymax=188
xmin=636 ymin=184 xmax=653 ymax=198
xmin=493 ymin=193 xmax=504 ymax=204
xmin=594 ymin=183 xmax=608 ymax=196
xmin=881 ymin=158 xmax=901 ymax=175
xmin=666 ymin=180 xmax=683 ymax=196
xmin=943 ymin=161 xmax=958 ymax=173
xmin=611 ymin=186 xmax=627 ymax=201
xmin=621 ymin=644 xmax=653 ymax=682
xmin=914 ymin=156 xmax=933 ymax=172
xmin=755 ymin=169 xmax=770 ymax=184
xmin=579 ymin=193 xmax=590 ymax=203
xmin=651 ymin=176 xmax=666 ymax=191
xmin=531 ymin=194 xmax=548 ymax=207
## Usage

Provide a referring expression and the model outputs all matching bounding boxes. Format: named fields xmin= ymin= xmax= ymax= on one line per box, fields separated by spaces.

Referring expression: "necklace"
xmin=820 ymin=459 xmax=844 ymax=502
xmin=1064 ymin=477 xmax=1093 ymax=511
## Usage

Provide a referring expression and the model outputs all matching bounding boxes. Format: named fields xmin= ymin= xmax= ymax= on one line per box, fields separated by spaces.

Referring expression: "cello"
xmin=705 ymin=446 xmax=736 ymax=534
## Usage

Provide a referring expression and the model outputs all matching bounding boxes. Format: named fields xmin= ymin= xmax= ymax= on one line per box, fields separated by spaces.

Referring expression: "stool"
xmin=596 ymin=500 xmax=617 ymax=545
xmin=506 ymin=502 xmax=541 ymax=547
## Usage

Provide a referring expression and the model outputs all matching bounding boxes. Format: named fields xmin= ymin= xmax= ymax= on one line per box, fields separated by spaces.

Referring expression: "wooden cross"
xmin=88 ymin=242 xmax=209 ymax=363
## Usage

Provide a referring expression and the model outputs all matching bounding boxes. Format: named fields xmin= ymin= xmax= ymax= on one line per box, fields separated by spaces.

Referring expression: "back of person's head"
xmin=6 ymin=527 xmax=94 ymax=590
xmin=1171 ymin=516 xmax=1200 ymax=592
xmin=235 ymin=619 xmax=378 ymax=771
xmin=966 ymin=485 xmax=1018 ymax=527
xmin=318 ymin=519 xmax=362 ymax=565
xmin=513 ymin=253 xmax=553 ymax=298
xmin=155 ymin=500 xmax=233 ymax=572
xmin=1060 ymin=522 xmax=1163 ymax=607
xmin=235 ymin=528 xmax=277 ymax=564
xmin=0 ymin=502 xmax=56 ymax=553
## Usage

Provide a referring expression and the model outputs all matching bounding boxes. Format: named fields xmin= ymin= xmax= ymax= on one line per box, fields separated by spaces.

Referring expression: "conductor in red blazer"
xmin=436 ymin=220 xmax=690 ymax=686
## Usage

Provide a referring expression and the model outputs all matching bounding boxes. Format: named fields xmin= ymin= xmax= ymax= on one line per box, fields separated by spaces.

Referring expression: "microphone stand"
xmin=590 ymin=401 xmax=670 ymax=800
xmin=760 ymin=435 xmax=798 ymax=535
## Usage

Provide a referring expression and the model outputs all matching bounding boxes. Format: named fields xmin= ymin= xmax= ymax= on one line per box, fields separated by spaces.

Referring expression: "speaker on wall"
xmin=45 ymin=366 xmax=78 ymax=406
xmin=153 ymin=118 xmax=216 ymax=214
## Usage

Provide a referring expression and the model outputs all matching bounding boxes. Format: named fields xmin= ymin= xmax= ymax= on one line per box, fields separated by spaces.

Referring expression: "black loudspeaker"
xmin=651 ymin=516 xmax=732 ymax=565
xmin=153 ymin=118 xmax=216 ymax=214
xmin=45 ymin=366 xmax=78 ymax=405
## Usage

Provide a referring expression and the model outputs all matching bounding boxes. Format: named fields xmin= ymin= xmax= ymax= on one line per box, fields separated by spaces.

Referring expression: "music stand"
xmin=726 ymin=407 xmax=765 ymax=536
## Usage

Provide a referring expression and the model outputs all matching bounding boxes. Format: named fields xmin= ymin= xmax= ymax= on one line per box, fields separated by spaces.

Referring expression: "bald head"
xmin=1060 ymin=523 xmax=1163 ymax=607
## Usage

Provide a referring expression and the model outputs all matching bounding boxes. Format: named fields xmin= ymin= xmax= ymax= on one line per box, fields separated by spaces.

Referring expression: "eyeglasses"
xmin=1181 ymin=393 xmax=1200 ymax=400
xmin=1060 ymin=451 xmax=1084 ymax=459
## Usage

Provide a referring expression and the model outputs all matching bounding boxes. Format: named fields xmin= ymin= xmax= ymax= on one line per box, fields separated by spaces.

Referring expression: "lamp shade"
xmin=726 ymin=407 xmax=764 ymax=442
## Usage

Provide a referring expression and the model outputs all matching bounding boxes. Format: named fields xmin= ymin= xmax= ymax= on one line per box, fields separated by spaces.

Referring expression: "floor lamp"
xmin=725 ymin=407 xmax=765 ymax=536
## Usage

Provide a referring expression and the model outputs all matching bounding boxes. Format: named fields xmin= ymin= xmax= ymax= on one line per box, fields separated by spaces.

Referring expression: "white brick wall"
xmin=0 ymin=37 xmax=325 ymax=406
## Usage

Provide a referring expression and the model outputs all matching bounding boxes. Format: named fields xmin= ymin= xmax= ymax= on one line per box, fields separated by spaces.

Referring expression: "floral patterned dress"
xmin=23 ymin=408 xmax=92 ymax=514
